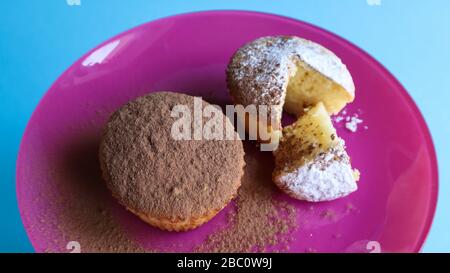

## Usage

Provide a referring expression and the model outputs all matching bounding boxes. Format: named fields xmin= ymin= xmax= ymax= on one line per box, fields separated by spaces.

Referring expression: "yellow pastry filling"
xmin=284 ymin=60 xmax=353 ymax=116
xmin=275 ymin=102 xmax=338 ymax=171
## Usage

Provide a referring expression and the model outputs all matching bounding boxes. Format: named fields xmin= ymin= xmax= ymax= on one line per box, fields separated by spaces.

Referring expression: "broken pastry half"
xmin=227 ymin=36 xmax=359 ymax=201
xmin=273 ymin=102 xmax=359 ymax=202
xmin=227 ymin=36 xmax=354 ymax=148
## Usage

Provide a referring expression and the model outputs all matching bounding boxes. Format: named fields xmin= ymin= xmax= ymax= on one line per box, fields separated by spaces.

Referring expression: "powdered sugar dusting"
xmin=275 ymin=139 xmax=358 ymax=202
xmin=227 ymin=36 xmax=355 ymax=108
xmin=334 ymin=116 xmax=344 ymax=123
xmin=345 ymin=116 xmax=363 ymax=132
xmin=334 ymin=110 xmax=367 ymax=132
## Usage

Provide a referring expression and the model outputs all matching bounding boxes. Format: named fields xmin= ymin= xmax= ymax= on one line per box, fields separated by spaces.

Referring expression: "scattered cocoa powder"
xmin=27 ymin=94 xmax=297 ymax=253
xmin=29 ymin=134 xmax=297 ymax=253
xmin=320 ymin=209 xmax=336 ymax=220
xmin=195 ymin=143 xmax=298 ymax=252
xmin=32 ymin=131 xmax=146 ymax=253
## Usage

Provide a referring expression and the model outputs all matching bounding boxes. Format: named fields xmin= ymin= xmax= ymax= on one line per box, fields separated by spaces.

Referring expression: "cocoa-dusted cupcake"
xmin=99 ymin=92 xmax=245 ymax=231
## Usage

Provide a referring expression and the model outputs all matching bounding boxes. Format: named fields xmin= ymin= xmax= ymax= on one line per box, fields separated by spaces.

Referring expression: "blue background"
xmin=1 ymin=0 xmax=449 ymax=252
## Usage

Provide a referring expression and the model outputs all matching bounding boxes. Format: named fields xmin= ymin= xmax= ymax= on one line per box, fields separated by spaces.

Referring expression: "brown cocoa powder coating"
xmin=195 ymin=143 xmax=298 ymax=252
xmin=99 ymin=92 xmax=245 ymax=221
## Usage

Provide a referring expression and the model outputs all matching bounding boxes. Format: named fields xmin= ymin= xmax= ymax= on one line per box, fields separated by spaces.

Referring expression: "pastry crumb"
xmin=334 ymin=110 xmax=366 ymax=133
xmin=345 ymin=116 xmax=363 ymax=132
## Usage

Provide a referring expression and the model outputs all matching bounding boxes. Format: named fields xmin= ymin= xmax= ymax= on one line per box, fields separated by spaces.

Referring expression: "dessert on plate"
xmin=227 ymin=36 xmax=359 ymax=201
xmin=99 ymin=92 xmax=245 ymax=231
xmin=227 ymin=36 xmax=354 ymax=147
xmin=273 ymin=102 xmax=359 ymax=202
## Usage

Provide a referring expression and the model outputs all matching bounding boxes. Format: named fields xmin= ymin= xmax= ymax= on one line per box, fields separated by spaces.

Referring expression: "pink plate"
xmin=16 ymin=11 xmax=438 ymax=253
